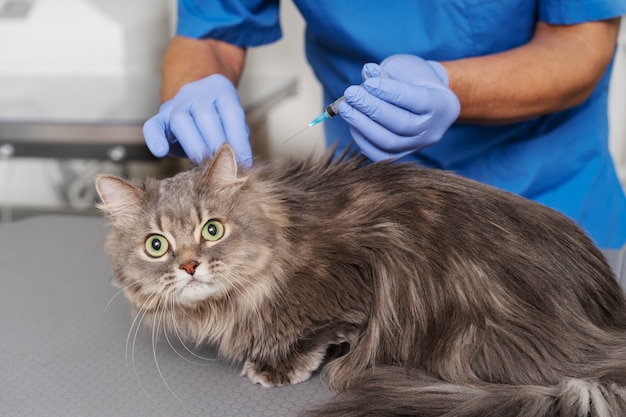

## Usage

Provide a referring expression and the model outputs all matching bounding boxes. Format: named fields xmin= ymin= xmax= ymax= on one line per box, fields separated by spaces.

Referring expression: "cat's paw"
xmin=241 ymin=360 xmax=313 ymax=387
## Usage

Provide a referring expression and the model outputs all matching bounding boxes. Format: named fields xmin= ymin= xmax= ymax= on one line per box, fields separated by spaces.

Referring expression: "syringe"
xmin=308 ymin=69 xmax=387 ymax=128
xmin=308 ymin=97 xmax=345 ymax=127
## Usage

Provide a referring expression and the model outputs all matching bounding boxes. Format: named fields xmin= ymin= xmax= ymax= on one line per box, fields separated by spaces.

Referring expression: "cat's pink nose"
xmin=180 ymin=261 xmax=200 ymax=275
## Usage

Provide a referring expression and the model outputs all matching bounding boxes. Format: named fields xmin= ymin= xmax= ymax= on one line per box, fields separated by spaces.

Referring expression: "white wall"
xmin=0 ymin=0 xmax=170 ymax=76
xmin=0 ymin=0 xmax=171 ymax=214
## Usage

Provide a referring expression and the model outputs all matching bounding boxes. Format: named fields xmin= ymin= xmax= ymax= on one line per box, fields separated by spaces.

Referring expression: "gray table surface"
xmin=1 ymin=215 xmax=625 ymax=416
xmin=0 ymin=216 xmax=329 ymax=417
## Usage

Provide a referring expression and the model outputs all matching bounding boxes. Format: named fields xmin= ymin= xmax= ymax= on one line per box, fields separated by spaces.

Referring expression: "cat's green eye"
xmin=145 ymin=234 xmax=169 ymax=258
xmin=202 ymin=220 xmax=225 ymax=242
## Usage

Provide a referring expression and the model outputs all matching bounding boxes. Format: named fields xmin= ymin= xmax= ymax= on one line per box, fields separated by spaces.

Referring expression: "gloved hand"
xmin=143 ymin=74 xmax=252 ymax=166
xmin=338 ymin=54 xmax=460 ymax=161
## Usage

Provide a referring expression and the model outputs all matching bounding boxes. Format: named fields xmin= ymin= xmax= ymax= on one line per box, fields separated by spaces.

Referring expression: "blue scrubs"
xmin=177 ymin=0 xmax=626 ymax=249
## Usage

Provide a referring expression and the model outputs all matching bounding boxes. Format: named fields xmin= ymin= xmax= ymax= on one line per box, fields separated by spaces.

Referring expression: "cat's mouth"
xmin=175 ymin=275 xmax=220 ymax=304
xmin=181 ymin=275 xmax=213 ymax=288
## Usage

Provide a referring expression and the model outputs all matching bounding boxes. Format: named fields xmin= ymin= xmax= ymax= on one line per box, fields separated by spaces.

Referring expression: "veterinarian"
xmin=143 ymin=1 xmax=626 ymax=249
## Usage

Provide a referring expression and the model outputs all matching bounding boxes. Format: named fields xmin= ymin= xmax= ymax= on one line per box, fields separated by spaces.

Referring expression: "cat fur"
xmin=96 ymin=144 xmax=626 ymax=417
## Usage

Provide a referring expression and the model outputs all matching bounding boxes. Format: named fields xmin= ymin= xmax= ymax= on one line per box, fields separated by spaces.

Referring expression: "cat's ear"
xmin=95 ymin=174 xmax=144 ymax=223
xmin=203 ymin=144 xmax=243 ymax=186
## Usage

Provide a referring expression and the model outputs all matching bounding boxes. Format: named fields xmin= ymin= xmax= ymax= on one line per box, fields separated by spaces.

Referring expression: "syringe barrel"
xmin=325 ymin=96 xmax=345 ymax=118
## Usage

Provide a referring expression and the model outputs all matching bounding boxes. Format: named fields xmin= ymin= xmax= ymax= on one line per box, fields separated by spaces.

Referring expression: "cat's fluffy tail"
xmin=306 ymin=366 xmax=626 ymax=417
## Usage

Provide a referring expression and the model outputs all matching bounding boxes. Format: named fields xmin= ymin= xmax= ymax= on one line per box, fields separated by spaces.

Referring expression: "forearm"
xmin=161 ymin=36 xmax=246 ymax=102
xmin=442 ymin=18 xmax=621 ymax=124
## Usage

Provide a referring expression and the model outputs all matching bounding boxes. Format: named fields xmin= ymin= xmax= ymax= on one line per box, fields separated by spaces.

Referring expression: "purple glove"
xmin=338 ymin=54 xmax=460 ymax=161
xmin=143 ymin=74 xmax=251 ymax=166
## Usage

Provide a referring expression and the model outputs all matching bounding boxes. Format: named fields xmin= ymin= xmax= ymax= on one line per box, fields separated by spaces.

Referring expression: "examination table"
xmin=1 ymin=215 xmax=624 ymax=416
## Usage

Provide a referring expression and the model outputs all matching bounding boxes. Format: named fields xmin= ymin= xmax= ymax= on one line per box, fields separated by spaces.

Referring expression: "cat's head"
xmin=95 ymin=145 xmax=287 ymax=311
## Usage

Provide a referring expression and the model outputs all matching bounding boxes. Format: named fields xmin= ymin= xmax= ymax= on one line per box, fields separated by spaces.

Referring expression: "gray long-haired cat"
xmin=96 ymin=144 xmax=626 ymax=417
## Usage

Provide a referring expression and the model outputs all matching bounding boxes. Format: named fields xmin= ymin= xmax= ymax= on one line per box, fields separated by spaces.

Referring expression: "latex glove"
xmin=143 ymin=74 xmax=251 ymax=166
xmin=339 ymin=54 xmax=460 ymax=161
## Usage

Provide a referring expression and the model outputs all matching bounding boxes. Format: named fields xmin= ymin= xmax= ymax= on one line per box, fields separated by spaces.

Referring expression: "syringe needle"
xmin=283 ymin=125 xmax=310 ymax=144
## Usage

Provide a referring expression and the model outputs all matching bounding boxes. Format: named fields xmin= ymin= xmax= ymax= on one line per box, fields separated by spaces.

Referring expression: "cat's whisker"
xmin=103 ymin=287 xmax=126 ymax=313
xmin=225 ymin=275 xmax=266 ymax=334
xmin=167 ymin=297 xmax=217 ymax=364
xmin=126 ymin=296 xmax=150 ymax=369
xmin=125 ymin=289 xmax=158 ymax=368
xmin=126 ymin=293 xmax=160 ymax=403
xmin=103 ymin=276 xmax=154 ymax=313
xmin=161 ymin=282 xmax=225 ymax=364
xmin=175 ymin=293 xmax=200 ymax=322
xmin=234 ymin=272 xmax=290 ymax=308
xmin=149 ymin=293 xmax=183 ymax=403
xmin=160 ymin=295 xmax=185 ymax=359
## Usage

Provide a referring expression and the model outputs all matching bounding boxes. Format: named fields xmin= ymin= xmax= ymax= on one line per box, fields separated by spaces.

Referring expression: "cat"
xmin=95 ymin=144 xmax=626 ymax=417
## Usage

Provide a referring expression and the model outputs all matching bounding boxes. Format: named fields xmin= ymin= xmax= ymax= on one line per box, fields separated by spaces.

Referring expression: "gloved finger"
xmin=362 ymin=77 xmax=456 ymax=115
xmin=189 ymin=99 xmax=228 ymax=161
xmin=143 ymin=113 xmax=171 ymax=158
xmin=343 ymin=85 xmax=432 ymax=137
xmin=349 ymin=124 xmax=414 ymax=162
xmin=215 ymin=92 xmax=252 ymax=167
xmin=379 ymin=54 xmax=446 ymax=85
xmin=339 ymin=100 xmax=424 ymax=154
xmin=169 ymin=105 xmax=214 ymax=164
xmin=362 ymin=62 xmax=384 ymax=80
xmin=340 ymin=99 xmax=440 ymax=155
